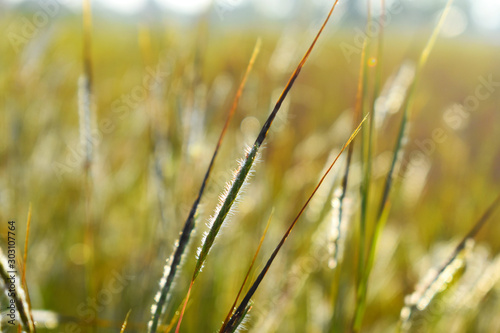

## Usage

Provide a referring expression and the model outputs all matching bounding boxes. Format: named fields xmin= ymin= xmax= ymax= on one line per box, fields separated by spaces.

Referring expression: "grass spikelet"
xmin=174 ymin=4 xmax=341 ymax=331
xmin=175 ymin=2 xmax=340 ymax=329
xmin=222 ymin=113 xmax=367 ymax=332
xmin=400 ymin=240 xmax=471 ymax=331
xmin=176 ymin=0 xmax=338 ymax=326
xmin=229 ymin=304 xmax=251 ymax=333
xmin=194 ymin=144 xmax=259 ymax=273
xmin=0 ymin=249 xmax=35 ymax=332
xmin=399 ymin=193 xmax=500 ymax=330
xmin=147 ymin=38 xmax=262 ymax=333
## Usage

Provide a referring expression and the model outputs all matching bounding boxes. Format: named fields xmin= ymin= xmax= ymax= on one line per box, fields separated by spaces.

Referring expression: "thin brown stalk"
xmin=220 ymin=210 xmax=273 ymax=332
xmin=22 ymin=203 xmax=31 ymax=288
xmin=148 ymin=38 xmax=261 ymax=333
xmin=119 ymin=310 xmax=132 ymax=333
xmin=223 ymin=114 xmax=368 ymax=332
xmin=177 ymin=2 xmax=340 ymax=331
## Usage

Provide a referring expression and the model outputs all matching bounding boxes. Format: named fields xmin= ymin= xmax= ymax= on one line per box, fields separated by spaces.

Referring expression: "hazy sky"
xmin=4 ymin=0 xmax=500 ymax=31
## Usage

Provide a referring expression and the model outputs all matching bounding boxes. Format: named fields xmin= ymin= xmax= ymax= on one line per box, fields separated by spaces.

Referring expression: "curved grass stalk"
xmin=222 ymin=114 xmax=367 ymax=333
xmin=147 ymin=39 xmax=261 ymax=333
xmin=219 ymin=210 xmax=273 ymax=332
xmin=352 ymin=0 xmax=455 ymax=330
xmin=175 ymin=2 xmax=340 ymax=331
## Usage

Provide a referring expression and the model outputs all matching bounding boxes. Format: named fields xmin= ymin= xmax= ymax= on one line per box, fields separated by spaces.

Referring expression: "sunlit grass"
xmin=1 ymin=2 xmax=500 ymax=332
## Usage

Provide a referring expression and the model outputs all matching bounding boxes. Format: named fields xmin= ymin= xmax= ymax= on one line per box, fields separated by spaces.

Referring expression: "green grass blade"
xmin=352 ymin=1 xmax=455 ymax=330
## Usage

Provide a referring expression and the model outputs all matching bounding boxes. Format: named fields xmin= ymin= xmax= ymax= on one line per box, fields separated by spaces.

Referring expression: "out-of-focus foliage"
xmin=1 ymin=3 xmax=500 ymax=332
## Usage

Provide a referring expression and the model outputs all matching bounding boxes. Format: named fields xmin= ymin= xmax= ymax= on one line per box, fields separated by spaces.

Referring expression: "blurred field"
xmin=1 ymin=2 xmax=500 ymax=332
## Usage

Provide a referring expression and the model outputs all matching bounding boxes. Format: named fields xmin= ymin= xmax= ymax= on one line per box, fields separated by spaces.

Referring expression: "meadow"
xmin=1 ymin=1 xmax=500 ymax=332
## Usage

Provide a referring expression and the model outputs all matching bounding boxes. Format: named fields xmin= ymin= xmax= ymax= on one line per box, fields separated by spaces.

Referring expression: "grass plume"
xmin=175 ymin=2 xmax=340 ymax=330
xmin=147 ymin=39 xmax=261 ymax=333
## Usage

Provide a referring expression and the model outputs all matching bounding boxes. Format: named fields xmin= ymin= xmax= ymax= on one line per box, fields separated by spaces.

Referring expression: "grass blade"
xmin=193 ymin=0 xmax=340 ymax=282
xmin=223 ymin=114 xmax=367 ymax=332
xmin=219 ymin=210 xmax=273 ymax=332
xmin=20 ymin=203 xmax=34 ymax=331
xmin=352 ymin=1 xmax=455 ymax=330
xmin=228 ymin=305 xmax=252 ymax=333
xmin=174 ymin=5 xmax=341 ymax=330
xmin=147 ymin=38 xmax=261 ymax=333
xmin=352 ymin=0 xmax=382 ymax=329
xmin=175 ymin=2 xmax=341 ymax=330
xmin=376 ymin=0 xmax=454 ymax=223
xmin=21 ymin=203 xmax=32 ymax=291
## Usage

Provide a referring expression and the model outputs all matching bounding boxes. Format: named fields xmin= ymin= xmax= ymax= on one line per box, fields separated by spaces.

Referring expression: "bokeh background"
xmin=1 ymin=0 xmax=500 ymax=332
